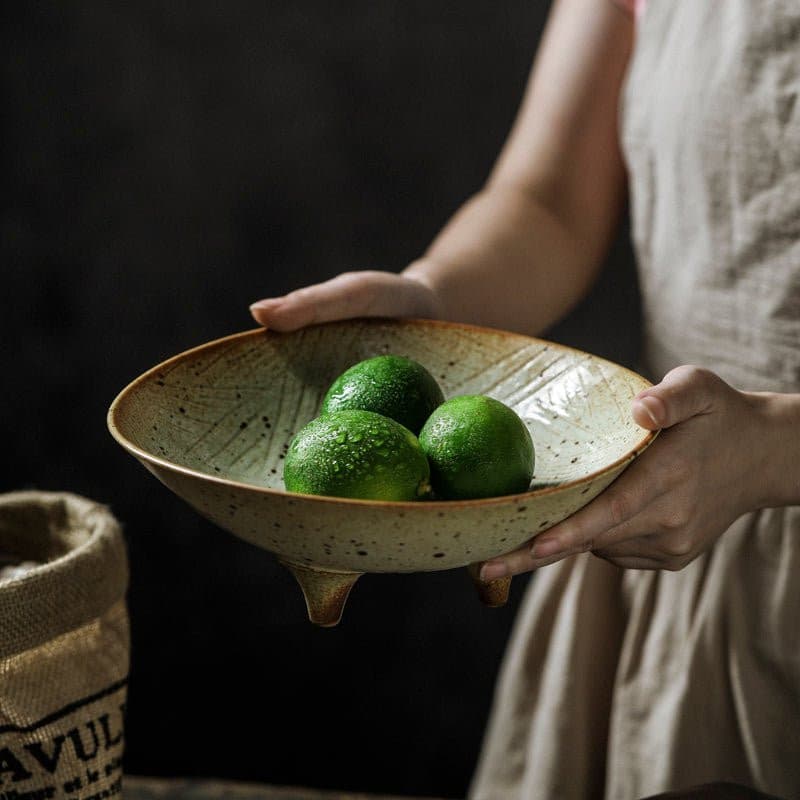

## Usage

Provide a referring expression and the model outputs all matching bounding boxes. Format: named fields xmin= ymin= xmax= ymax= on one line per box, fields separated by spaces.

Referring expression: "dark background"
xmin=3 ymin=3 xmax=639 ymax=798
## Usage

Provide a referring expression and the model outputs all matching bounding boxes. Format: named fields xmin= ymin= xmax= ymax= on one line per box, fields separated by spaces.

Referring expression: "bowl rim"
xmin=107 ymin=318 xmax=658 ymax=510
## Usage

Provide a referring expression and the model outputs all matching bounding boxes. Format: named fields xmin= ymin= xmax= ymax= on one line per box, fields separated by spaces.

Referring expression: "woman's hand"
xmin=249 ymin=270 xmax=442 ymax=331
xmin=481 ymin=365 xmax=798 ymax=579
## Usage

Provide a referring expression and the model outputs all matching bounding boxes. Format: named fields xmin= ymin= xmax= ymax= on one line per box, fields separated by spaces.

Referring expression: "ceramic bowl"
xmin=108 ymin=319 xmax=656 ymax=625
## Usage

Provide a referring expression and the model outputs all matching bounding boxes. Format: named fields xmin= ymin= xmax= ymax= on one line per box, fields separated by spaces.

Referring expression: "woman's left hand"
xmin=480 ymin=365 xmax=795 ymax=578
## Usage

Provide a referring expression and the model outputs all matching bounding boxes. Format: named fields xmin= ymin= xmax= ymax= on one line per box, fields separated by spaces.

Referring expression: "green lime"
xmin=283 ymin=409 xmax=431 ymax=501
xmin=418 ymin=395 xmax=534 ymax=500
xmin=321 ymin=355 xmax=445 ymax=435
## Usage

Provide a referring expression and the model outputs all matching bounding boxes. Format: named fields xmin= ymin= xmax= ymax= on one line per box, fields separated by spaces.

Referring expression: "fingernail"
xmin=634 ymin=396 xmax=664 ymax=427
xmin=480 ymin=562 xmax=508 ymax=582
xmin=530 ymin=537 xmax=561 ymax=559
xmin=249 ymin=299 xmax=278 ymax=311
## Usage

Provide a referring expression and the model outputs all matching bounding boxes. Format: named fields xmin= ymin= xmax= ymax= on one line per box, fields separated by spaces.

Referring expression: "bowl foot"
xmin=467 ymin=563 xmax=511 ymax=608
xmin=280 ymin=561 xmax=363 ymax=627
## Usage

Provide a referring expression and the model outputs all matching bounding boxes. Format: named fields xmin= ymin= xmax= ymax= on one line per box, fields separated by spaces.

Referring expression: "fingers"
xmin=527 ymin=460 xmax=666 ymax=560
xmin=249 ymin=272 xmax=381 ymax=331
xmin=480 ymin=527 xmax=691 ymax=580
xmin=592 ymin=540 xmax=690 ymax=571
xmin=480 ymin=544 xmax=565 ymax=581
xmin=479 ymin=498 xmax=662 ymax=579
xmin=249 ymin=292 xmax=317 ymax=331
xmin=633 ymin=365 xmax=722 ymax=430
xmin=249 ymin=271 xmax=440 ymax=331
xmin=591 ymin=553 xmax=663 ymax=570
xmin=479 ymin=453 xmax=666 ymax=579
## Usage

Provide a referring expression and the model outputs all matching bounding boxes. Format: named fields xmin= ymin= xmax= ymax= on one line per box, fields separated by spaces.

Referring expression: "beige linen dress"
xmin=469 ymin=2 xmax=800 ymax=798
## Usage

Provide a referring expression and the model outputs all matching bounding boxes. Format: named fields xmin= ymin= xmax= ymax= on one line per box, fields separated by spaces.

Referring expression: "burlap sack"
xmin=0 ymin=491 xmax=129 ymax=800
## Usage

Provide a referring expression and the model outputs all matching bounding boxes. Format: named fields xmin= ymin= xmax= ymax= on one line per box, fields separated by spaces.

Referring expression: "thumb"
xmin=249 ymin=270 xmax=439 ymax=331
xmin=632 ymin=365 xmax=720 ymax=430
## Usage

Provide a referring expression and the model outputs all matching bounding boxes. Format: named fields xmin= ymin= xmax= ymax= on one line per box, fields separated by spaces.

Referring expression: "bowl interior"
xmin=110 ymin=319 xmax=651 ymax=495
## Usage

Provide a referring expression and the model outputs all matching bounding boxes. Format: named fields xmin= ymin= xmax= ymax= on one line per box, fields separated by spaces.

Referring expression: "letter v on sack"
xmin=23 ymin=735 xmax=66 ymax=773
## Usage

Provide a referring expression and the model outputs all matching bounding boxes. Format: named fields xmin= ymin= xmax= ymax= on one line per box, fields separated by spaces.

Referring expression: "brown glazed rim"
xmin=107 ymin=318 xmax=658 ymax=510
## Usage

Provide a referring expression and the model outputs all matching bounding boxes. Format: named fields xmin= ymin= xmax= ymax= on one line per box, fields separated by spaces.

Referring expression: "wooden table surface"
xmin=123 ymin=777 xmax=779 ymax=800
xmin=123 ymin=776 xmax=450 ymax=800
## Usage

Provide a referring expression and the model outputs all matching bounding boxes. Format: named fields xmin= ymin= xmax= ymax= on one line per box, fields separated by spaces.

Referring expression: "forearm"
xmin=402 ymin=0 xmax=632 ymax=336
xmin=404 ymin=181 xmax=618 ymax=336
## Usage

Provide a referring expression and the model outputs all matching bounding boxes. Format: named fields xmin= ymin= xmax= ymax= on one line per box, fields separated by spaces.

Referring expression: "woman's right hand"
xmin=249 ymin=269 xmax=442 ymax=331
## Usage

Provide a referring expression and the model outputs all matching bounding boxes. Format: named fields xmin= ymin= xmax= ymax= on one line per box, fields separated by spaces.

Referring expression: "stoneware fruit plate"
xmin=108 ymin=318 xmax=657 ymax=625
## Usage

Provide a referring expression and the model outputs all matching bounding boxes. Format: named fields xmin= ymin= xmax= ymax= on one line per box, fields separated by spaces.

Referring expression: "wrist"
xmin=746 ymin=391 xmax=800 ymax=508
xmin=402 ymin=259 xmax=446 ymax=320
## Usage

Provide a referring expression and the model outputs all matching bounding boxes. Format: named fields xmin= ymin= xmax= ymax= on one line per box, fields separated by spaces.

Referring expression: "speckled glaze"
xmin=108 ymin=319 xmax=657 ymax=624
